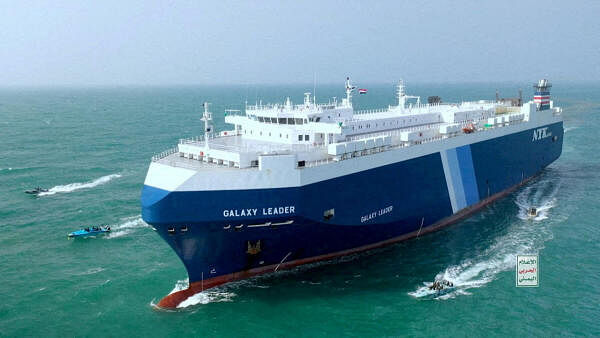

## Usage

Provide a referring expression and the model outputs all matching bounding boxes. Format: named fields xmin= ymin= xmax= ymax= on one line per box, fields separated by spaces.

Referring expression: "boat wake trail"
xmin=515 ymin=180 xmax=560 ymax=221
xmin=409 ymin=178 xmax=561 ymax=300
xmin=38 ymin=174 xmax=121 ymax=196
xmin=153 ymin=279 xmax=236 ymax=309
xmin=105 ymin=216 xmax=149 ymax=239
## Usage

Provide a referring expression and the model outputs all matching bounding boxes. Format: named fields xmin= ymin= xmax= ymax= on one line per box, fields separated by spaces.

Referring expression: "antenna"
xmin=313 ymin=72 xmax=317 ymax=105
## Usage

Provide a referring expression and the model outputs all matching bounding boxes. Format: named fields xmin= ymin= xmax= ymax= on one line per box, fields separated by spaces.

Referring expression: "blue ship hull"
xmin=142 ymin=121 xmax=563 ymax=307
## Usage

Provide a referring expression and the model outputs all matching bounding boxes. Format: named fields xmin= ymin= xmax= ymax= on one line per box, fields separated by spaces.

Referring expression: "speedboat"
xmin=528 ymin=207 xmax=537 ymax=217
xmin=67 ymin=226 xmax=111 ymax=238
xmin=25 ymin=187 xmax=48 ymax=195
xmin=428 ymin=279 xmax=455 ymax=297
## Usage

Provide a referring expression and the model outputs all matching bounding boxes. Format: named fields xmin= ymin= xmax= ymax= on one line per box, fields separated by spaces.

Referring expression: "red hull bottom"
xmin=156 ymin=176 xmax=534 ymax=309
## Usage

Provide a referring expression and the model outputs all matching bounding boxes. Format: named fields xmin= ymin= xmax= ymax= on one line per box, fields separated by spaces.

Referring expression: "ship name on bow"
xmin=223 ymin=206 xmax=296 ymax=218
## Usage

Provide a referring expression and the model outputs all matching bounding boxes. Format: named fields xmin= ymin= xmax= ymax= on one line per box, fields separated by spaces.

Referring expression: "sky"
xmin=0 ymin=1 xmax=598 ymax=86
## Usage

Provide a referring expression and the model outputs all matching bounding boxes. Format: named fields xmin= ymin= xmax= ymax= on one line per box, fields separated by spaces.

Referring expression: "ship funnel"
xmin=533 ymin=79 xmax=552 ymax=111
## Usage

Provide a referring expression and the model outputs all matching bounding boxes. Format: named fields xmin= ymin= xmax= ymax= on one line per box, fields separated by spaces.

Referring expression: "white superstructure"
xmin=154 ymin=78 xmax=560 ymax=172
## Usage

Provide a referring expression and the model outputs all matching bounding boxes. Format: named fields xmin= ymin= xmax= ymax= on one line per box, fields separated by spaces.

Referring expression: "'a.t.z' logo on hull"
xmin=532 ymin=127 xmax=552 ymax=141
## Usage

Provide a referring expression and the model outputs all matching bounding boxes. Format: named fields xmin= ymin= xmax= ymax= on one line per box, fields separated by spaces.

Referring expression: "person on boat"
xmin=85 ymin=227 xmax=90 ymax=232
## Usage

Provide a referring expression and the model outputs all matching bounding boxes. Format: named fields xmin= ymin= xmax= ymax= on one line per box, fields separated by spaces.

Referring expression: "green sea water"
xmin=0 ymin=83 xmax=598 ymax=337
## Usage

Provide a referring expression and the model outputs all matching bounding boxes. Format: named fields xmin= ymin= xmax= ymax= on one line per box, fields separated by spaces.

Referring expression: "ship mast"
xmin=201 ymin=102 xmax=213 ymax=149
xmin=344 ymin=77 xmax=355 ymax=107
xmin=396 ymin=79 xmax=420 ymax=110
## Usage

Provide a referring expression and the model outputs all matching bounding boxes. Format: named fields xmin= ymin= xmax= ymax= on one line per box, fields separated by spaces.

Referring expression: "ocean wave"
xmin=409 ymin=178 xmax=561 ymax=300
xmin=1 ymin=167 xmax=37 ymax=173
xmin=76 ymin=267 xmax=105 ymax=276
xmin=564 ymin=126 xmax=578 ymax=133
xmin=38 ymin=173 xmax=121 ymax=196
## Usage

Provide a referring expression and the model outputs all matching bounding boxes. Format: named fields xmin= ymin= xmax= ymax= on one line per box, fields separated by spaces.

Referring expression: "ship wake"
xmin=105 ymin=215 xmax=149 ymax=239
xmin=409 ymin=177 xmax=561 ymax=300
xmin=38 ymin=173 xmax=121 ymax=196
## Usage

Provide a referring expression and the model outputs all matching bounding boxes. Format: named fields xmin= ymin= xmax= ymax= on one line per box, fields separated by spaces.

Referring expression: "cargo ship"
xmin=141 ymin=78 xmax=562 ymax=308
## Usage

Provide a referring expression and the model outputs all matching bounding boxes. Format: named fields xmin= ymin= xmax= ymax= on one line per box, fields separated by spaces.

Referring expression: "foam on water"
xmin=515 ymin=180 xmax=560 ymax=221
xmin=410 ymin=178 xmax=561 ymax=300
xmin=564 ymin=126 xmax=578 ymax=133
xmin=76 ymin=267 xmax=105 ymax=276
xmin=38 ymin=173 xmax=122 ymax=196
xmin=157 ymin=279 xmax=236 ymax=309
xmin=104 ymin=216 xmax=149 ymax=239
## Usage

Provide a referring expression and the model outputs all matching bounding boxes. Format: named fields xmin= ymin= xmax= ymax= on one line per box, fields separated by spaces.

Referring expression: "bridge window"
xmin=258 ymin=117 xmax=264 ymax=122
xmin=295 ymin=118 xmax=303 ymax=125
xmin=288 ymin=118 xmax=295 ymax=125
xmin=279 ymin=118 xmax=286 ymax=124
xmin=298 ymin=135 xmax=303 ymax=141
xmin=305 ymin=135 xmax=310 ymax=141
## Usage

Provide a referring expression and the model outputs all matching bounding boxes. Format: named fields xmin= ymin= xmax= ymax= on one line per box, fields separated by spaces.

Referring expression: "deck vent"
xmin=180 ymin=226 xmax=188 ymax=233
xmin=323 ymin=208 xmax=335 ymax=221
xmin=167 ymin=227 xmax=176 ymax=235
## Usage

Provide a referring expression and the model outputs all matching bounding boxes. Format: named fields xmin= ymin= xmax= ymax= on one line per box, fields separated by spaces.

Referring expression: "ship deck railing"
xmin=179 ymin=134 xmax=326 ymax=154
xmin=353 ymin=101 xmax=495 ymax=116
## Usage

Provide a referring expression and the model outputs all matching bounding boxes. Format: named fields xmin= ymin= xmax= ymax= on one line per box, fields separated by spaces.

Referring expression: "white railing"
xmin=345 ymin=122 xmax=442 ymax=143
xmin=354 ymin=107 xmax=391 ymax=115
xmin=246 ymin=102 xmax=338 ymax=112
xmin=179 ymin=132 xmax=238 ymax=145
xmin=152 ymin=147 xmax=179 ymax=162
